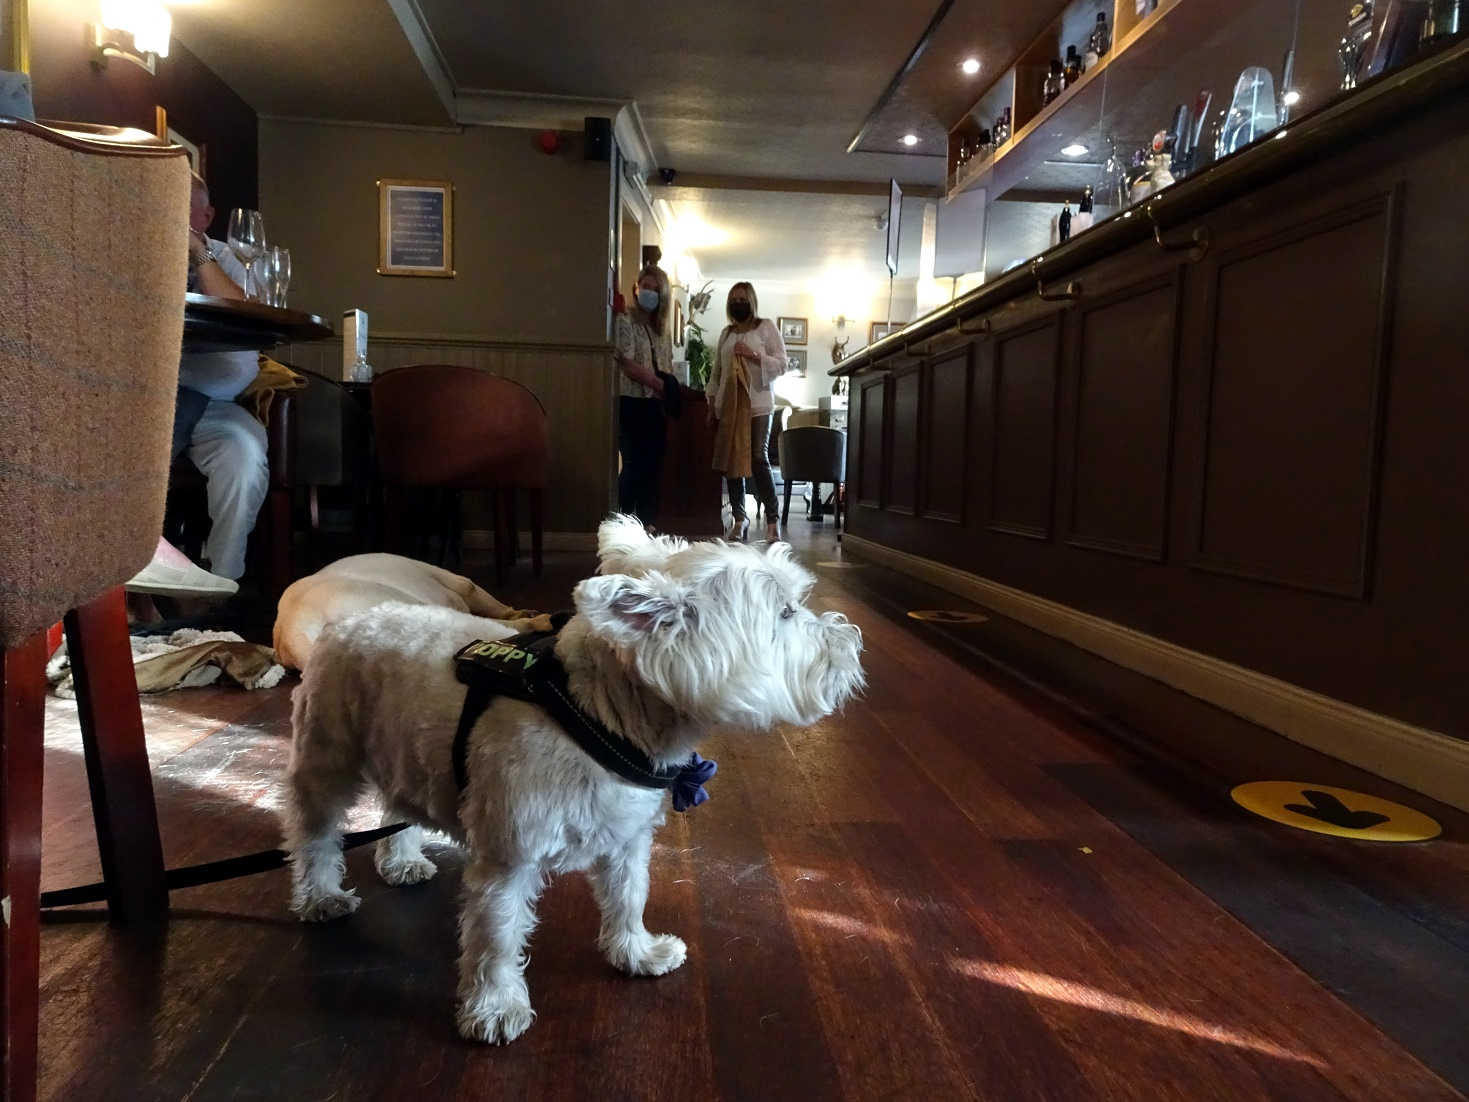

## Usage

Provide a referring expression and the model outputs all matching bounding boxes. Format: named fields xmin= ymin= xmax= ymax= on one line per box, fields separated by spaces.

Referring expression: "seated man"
xmin=130 ymin=175 xmax=268 ymax=601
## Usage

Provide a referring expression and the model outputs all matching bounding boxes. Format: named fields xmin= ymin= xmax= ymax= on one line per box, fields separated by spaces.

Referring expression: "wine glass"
xmin=249 ymin=251 xmax=277 ymax=306
xmin=227 ymin=208 xmax=265 ymax=299
xmin=269 ymin=246 xmax=291 ymax=308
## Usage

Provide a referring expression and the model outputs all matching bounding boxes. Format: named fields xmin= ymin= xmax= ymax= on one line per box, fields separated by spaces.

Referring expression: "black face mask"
xmin=730 ymin=302 xmax=752 ymax=322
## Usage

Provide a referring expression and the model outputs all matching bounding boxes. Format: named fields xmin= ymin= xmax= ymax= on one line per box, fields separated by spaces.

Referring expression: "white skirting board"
xmin=461 ymin=530 xmax=597 ymax=553
xmin=843 ymin=534 xmax=1469 ymax=813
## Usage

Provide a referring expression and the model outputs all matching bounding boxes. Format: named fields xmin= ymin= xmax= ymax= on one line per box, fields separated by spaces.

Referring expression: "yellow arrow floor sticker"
xmin=1230 ymin=781 xmax=1441 ymax=842
xmin=907 ymin=610 xmax=990 ymax=625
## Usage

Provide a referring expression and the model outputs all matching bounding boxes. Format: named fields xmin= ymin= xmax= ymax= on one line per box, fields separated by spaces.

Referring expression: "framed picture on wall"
xmin=869 ymin=321 xmax=901 ymax=344
xmin=675 ymin=300 xmax=685 ymax=345
xmin=378 ymin=178 xmax=455 ymax=278
xmin=778 ymin=316 xmax=808 ymax=345
xmin=787 ymin=349 xmax=808 ymax=377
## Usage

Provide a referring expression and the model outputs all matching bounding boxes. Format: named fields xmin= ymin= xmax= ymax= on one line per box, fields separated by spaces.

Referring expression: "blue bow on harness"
xmin=671 ymin=753 xmax=718 ymax=812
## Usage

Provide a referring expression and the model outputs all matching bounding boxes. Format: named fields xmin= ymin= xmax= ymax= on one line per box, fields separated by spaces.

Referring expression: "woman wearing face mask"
xmin=613 ymin=264 xmax=674 ymax=527
xmin=706 ymin=281 xmax=788 ymax=542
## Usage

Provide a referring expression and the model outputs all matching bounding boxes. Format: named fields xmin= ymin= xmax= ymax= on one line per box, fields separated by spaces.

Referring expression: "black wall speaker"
xmin=584 ymin=116 xmax=612 ymax=162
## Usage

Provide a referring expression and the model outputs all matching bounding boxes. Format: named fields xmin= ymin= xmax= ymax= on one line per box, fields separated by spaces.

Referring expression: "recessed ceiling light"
xmin=961 ymin=58 xmax=981 ymax=75
xmin=1060 ymin=143 xmax=1088 ymax=157
xmin=1282 ymin=90 xmax=1301 ymax=106
xmin=902 ymin=134 xmax=919 ymax=146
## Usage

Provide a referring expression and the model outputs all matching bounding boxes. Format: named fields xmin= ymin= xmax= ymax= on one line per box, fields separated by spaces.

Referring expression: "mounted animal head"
xmin=831 ymin=336 xmax=851 ymax=364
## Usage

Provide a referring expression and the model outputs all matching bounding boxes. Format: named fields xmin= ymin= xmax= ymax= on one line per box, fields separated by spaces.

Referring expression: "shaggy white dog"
xmin=283 ymin=516 xmax=864 ymax=1044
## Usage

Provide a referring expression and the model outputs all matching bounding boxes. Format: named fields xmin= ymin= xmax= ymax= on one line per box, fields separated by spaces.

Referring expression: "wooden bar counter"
xmin=832 ymin=42 xmax=1469 ymax=806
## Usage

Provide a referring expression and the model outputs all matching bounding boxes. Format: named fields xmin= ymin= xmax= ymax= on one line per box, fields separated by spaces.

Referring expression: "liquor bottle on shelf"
xmin=1044 ymin=60 xmax=1064 ymax=105
xmin=1064 ymin=45 xmax=1083 ymax=85
xmin=957 ymin=137 xmax=971 ymax=168
xmin=1089 ymin=11 xmax=1111 ymax=60
xmin=1058 ymin=201 xmax=1072 ymax=243
xmin=1074 ymin=186 xmax=1095 ymax=233
xmin=978 ymin=127 xmax=993 ymax=158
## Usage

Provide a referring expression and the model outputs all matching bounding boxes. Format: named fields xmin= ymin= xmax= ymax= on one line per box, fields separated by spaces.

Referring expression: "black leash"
xmin=38 ymin=822 xmax=408 ymax=909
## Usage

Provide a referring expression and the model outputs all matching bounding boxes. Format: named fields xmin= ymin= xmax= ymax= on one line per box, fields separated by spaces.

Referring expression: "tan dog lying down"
xmin=273 ymin=554 xmax=551 ymax=670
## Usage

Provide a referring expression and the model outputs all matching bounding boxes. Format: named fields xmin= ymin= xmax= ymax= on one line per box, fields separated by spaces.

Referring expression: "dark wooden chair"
xmin=2 ymin=117 xmax=187 ymax=1102
xmin=779 ymin=426 xmax=847 ymax=533
xmin=371 ymin=365 xmax=550 ymax=584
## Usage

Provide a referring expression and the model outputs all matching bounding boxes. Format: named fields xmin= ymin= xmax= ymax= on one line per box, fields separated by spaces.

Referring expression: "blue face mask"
xmin=637 ymin=288 xmax=660 ymax=312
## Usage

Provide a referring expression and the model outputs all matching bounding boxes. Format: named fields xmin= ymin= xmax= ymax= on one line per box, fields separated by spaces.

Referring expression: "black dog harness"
xmin=452 ymin=618 xmax=716 ymax=812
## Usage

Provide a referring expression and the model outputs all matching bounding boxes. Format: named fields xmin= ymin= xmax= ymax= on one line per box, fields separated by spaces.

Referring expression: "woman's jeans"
xmin=727 ymin=413 xmax=777 ymax=522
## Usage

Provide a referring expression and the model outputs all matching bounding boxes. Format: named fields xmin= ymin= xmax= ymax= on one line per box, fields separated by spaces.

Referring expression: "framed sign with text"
xmin=378 ymin=179 xmax=455 ymax=278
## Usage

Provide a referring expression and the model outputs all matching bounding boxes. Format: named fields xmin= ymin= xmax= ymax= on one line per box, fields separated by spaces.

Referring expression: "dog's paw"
xmin=292 ymin=889 xmax=361 ymax=923
xmin=610 ymin=932 xmax=687 ymax=977
xmin=456 ymin=991 xmax=536 ymax=1045
xmin=376 ymin=853 xmax=438 ymax=887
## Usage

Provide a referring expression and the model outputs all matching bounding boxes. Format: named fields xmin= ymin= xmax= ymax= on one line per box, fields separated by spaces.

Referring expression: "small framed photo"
xmin=869 ymin=321 xmax=901 ymax=345
xmin=778 ymin=316 xmax=808 ymax=345
xmin=787 ymin=349 xmax=808 ymax=377
xmin=378 ymin=178 xmax=455 ymax=278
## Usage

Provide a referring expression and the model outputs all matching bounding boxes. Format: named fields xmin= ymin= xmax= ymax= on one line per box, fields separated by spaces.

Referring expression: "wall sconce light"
xmin=92 ymin=0 xmax=172 ymax=74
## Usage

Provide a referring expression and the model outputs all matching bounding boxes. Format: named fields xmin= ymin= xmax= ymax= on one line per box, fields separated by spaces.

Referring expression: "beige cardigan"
xmin=706 ymin=317 xmax=788 ymax=417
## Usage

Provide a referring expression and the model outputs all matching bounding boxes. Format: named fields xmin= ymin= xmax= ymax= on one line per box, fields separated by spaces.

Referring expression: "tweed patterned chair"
xmin=0 ymin=118 xmax=189 ymax=1102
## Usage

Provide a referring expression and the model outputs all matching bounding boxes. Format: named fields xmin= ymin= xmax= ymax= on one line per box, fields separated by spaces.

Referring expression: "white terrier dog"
xmin=282 ymin=516 xmax=864 ymax=1043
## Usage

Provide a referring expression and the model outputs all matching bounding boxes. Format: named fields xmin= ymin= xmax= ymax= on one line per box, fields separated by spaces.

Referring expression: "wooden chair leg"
xmin=64 ymin=588 xmax=168 ymax=926
xmin=782 ymin=481 xmax=793 ymax=526
xmin=529 ymin=489 xmax=544 ymax=578
xmin=2 ymin=631 xmax=48 ymax=1102
xmin=492 ymin=489 xmax=510 ymax=588
xmin=505 ymin=490 xmax=520 ymax=568
xmin=268 ymin=485 xmax=292 ymax=601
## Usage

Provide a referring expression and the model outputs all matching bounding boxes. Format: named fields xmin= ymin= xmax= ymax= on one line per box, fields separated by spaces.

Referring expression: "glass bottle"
xmin=1044 ymin=60 xmax=1064 ymax=105
xmin=1064 ymin=45 xmax=1083 ymax=85
xmin=1090 ymin=11 xmax=1111 ymax=59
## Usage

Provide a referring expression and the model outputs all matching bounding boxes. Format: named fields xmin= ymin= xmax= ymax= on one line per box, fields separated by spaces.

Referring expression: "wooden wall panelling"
xmin=1190 ymin=190 xmax=1400 ymax=599
xmin=988 ymin=315 xmax=1063 ymax=540
xmin=921 ymin=345 xmax=973 ymax=524
xmin=856 ymin=374 xmax=888 ymax=511
xmin=887 ymin=366 xmax=922 ymax=516
xmin=1065 ymin=271 xmax=1182 ymax=561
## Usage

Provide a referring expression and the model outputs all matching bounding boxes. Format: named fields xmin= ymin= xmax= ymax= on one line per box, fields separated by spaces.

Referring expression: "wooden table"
xmin=184 ymin=293 xmax=332 ymax=353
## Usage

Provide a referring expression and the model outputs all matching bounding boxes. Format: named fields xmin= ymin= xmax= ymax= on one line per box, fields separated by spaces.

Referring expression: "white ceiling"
xmin=169 ymin=0 xmax=449 ymax=125
xmin=658 ymin=186 xmax=929 ymax=284
xmin=415 ymin=0 xmax=948 ymax=185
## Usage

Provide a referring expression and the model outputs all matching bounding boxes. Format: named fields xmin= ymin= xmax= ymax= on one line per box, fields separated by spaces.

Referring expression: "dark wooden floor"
xmin=35 ymin=523 xmax=1469 ymax=1101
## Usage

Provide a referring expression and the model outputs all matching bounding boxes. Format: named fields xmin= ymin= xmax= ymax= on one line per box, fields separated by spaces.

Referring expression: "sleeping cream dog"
xmin=282 ymin=516 xmax=864 ymax=1043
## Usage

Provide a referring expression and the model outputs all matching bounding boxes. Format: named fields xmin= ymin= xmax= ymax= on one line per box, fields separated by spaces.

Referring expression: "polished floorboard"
xmin=35 ymin=523 xmax=1469 ymax=1101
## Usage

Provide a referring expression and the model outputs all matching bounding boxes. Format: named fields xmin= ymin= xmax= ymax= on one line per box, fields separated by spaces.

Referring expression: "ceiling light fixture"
xmin=902 ymin=134 xmax=919 ymax=147
xmin=1282 ymin=90 xmax=1301 ymax=106
xmin=1060 ymin=143 xmax=1089 ymax=157
xmin=961 ymin=58 xmax=981 ymax=75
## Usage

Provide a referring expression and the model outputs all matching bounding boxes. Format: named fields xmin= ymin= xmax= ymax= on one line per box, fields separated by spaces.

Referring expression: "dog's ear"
xmin=575 ymin=572 xmax=688 ymax=643
xmin=596 ymin=514 xmax=686 ymax=577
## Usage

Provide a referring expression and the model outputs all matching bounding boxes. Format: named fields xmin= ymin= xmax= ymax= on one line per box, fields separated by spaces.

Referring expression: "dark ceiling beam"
xmin=844 ymin=0 xmax=957 ymax=155
xmin=652 ymin=174 xmax=941 ymax=199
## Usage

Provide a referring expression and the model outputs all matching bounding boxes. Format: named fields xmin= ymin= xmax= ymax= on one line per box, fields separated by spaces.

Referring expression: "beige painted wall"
xmin=259 ymin=119 xmax=613 ymax=345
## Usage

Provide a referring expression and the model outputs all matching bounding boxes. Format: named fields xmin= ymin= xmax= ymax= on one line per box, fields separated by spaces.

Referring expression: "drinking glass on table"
xmin=226 ymin=208 xmax=265 ymax=299
xmin=268 ymin=246 xmax=291 ymax=308
xmin=249 ymin=251 xmax=276 ymax=306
